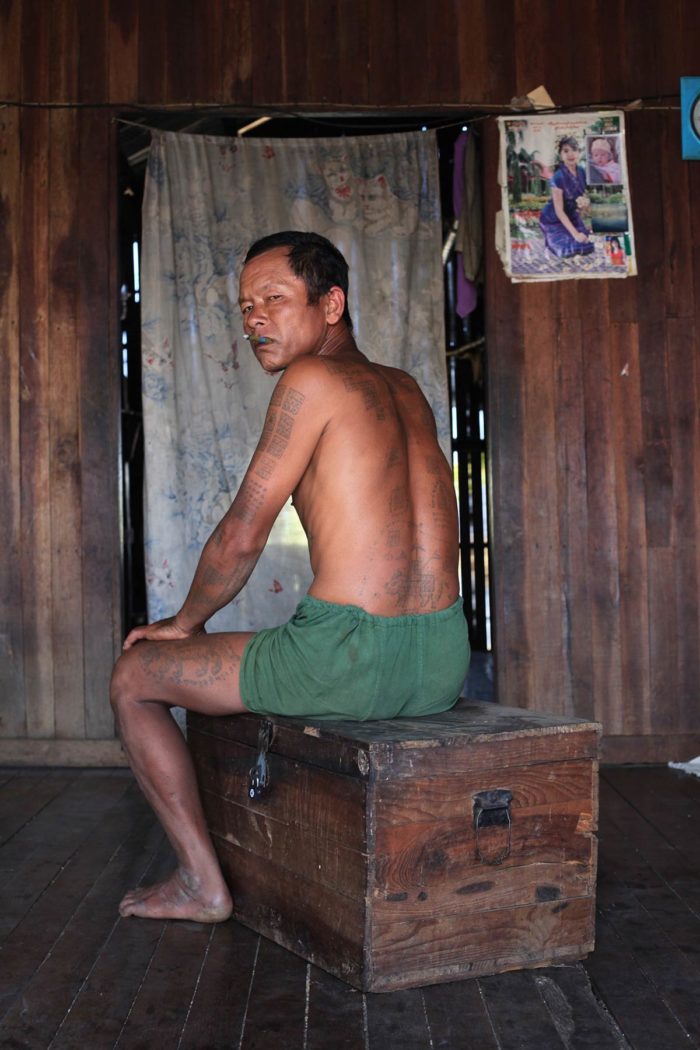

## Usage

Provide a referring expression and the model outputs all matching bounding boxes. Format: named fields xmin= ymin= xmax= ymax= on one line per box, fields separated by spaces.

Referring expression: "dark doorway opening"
xmin=117 ymin=111 xmax=492 ymax=693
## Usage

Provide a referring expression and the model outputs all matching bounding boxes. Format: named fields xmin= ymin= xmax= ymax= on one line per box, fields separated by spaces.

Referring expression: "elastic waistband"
xmin=298 ymin=594 xmax=464 ymax=627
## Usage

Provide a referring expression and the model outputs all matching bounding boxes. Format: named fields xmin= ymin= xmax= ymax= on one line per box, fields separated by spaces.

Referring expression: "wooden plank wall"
xmin=0 ymin=0 xmax=698 ymax=764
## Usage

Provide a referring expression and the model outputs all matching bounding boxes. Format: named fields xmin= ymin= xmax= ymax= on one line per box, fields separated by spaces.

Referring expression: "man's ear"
xmin=324 ymin=286 xmax=346 ymax=325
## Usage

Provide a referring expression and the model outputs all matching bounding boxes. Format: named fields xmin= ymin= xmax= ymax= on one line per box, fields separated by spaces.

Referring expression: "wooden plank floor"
xmin=1 ymin=766 xmax=698 ymax=1048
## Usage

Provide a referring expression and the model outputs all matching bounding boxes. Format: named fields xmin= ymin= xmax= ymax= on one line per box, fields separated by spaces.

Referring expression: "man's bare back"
xmin=277 ymin=351 xmax=459 ymax=616
xmin=110 ymin=232 xmax=466 ymax=923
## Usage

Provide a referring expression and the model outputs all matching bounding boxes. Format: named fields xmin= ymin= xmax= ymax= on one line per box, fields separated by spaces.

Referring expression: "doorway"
xmin=117 ymin=111 xmax=492 ymax=693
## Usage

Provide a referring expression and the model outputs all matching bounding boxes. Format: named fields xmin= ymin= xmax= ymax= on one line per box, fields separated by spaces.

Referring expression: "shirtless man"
xmin=110 ymin=231 xmax=470 ymax=923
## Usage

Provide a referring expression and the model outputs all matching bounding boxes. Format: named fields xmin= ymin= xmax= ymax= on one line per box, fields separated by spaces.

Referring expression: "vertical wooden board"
xmin=581 ymin=315 xmax=623 ymax=733
xmin=367 ymin=0 xmax=399 ymax=105
xmin=552 ymin=313 xmax=593 ymax=719
xmin=0 ymin=0 xmax=21 ymax=100
xmin=667 ymin=318 xmax=700 ymax=732
xmin=189 ymin=1 xmax=225 ymax=104
xmin=681 ymin=0 xmax=700 ymax=77
xmin=20 ymin=2 xmax=54 ymax=734
xmin=570 ymin=0 xmax=602 ymax=107
xmin=660 ymin=116 xmax=693 ymax=320
xmin=48 ymin=0 xmax=78 ymax=100
xmin=483 ymin=118 xmax=528 ymax=707
xmin=108 ymin=0 xmax=140 ymax=103
xmin=278 ymin=0 xmax=309 ymax=104
xmin=164 ymin=0 xmax=196 ymax=104
xmin=249 ymin=0 xmax=285 ymax=104
xmin=646 ymin=549 xmax=679 ymax=735
xmin=0 ymin=103 xmax=25 ymax=734
xmin=633 ymin=112 xmax=665 ymax=328
xmin=221 ymin=0 xmax=253 ymax=107
xmin=621 ymin=0 xmax=659 ymax=98
xmin=609 ymin=323 xmax=651 ymax=737
xmin=302 ymin=0 xmax=336 ymax=104
xmin=0 ymin=0 xmax=24 ymax=731
xmin=638 ymin=320 xmax=673 ymax=550
xmin=137 ymin=1 xmax=167 ymax=103
xmin=336 ymin=0 xmax=370 ymax=106
xmin=396 ymin=0 xmax=458 ymax=106
xmin=455 ymin=0 xmax=489 ymax=105
xmin=20 ymin=0 xmax=51 ymax=102
xmin=49 ymin=108 xmax=86 ymax=739
xmin=513 ymin=0 xmax=558 ymax=103
xmin=483 ymin=0 xmax=516 ymax=102
xmin=78 ymin=111 xmax=121 ymax=739
xmin=77 ymin=0 xmax=108 ymax=100
xmin=520 ymin=286 xmax=568 ymax=712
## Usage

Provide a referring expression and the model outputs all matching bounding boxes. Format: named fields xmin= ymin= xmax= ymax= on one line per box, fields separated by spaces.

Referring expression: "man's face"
xmin=238 ymin=246 xmax=329 ymax=374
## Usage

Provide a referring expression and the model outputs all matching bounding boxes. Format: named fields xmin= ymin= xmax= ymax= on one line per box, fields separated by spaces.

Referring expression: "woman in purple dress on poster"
xmin=539 ymin=136 xmax=594 ymax=258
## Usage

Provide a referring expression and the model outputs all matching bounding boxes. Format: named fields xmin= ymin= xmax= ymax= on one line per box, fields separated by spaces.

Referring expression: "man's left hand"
xmin=122 ymin=617 xmax=205 ymax=651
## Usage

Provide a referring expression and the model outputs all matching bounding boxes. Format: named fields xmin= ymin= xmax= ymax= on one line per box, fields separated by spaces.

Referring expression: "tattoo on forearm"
xmin=254 ymin=454 xmax=276 ymax=480
xmin=267 ymin=434 xmax=288 ymax=459
xmin=233 ymin=477 xmax=266 ymax=524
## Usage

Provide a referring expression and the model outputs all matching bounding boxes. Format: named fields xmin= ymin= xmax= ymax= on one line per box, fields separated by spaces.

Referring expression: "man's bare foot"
xmin=119 ymin=867 xmax=233 ymax=922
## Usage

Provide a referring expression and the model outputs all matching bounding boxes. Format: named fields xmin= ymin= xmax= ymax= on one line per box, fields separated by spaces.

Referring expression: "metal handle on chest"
xmin=473 ymin=789 xmax=513 ymax=865
xmin=248 ymin=720 xmax=273 ymax=801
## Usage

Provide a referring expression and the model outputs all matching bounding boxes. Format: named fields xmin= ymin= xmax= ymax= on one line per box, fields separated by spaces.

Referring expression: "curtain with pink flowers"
xmin=141 ymin=129 xmax=447 ymax=632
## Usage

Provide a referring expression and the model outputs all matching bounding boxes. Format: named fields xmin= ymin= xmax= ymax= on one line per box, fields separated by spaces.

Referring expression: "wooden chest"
xmin=187 ymin=700 xmax=600 ymax=992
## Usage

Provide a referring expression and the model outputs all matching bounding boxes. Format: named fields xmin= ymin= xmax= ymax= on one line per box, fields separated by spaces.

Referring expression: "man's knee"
xmin=110 ymin=649 xmax=140 ymax=717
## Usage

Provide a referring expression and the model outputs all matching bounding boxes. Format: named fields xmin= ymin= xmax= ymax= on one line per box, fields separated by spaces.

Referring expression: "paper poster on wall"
xmin=497 ymin=111 xmax=637 ymax=282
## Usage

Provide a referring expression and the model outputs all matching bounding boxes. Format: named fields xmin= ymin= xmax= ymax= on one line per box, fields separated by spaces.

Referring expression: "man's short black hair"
xmin=244 ymin=231 xmax=353 ymax=332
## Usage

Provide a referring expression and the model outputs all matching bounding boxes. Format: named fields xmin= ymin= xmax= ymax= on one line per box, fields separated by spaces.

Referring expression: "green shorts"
xmin=240 ymin=595 xmax=470 ymax=721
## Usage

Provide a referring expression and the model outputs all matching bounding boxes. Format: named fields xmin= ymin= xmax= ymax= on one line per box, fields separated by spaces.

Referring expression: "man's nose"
xmin=246 ymin=303 xmax=268 ymax=327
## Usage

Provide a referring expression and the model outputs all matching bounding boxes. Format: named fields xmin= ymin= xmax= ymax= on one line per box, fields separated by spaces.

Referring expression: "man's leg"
xmin=110 ymin=630 xmax=255 ymax=922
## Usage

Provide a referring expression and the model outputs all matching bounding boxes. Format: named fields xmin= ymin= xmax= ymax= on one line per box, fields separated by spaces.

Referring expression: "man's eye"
xmin=241 ymin=305 xmax=252 ymax=314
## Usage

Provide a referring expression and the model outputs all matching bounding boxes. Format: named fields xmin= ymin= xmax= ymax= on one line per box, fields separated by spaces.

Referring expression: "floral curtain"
xmin=141 ymin=129 xmax=448 ymax=632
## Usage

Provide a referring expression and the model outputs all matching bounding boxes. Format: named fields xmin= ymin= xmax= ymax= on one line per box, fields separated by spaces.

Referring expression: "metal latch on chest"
xmin=473 ymin=789 xmax=513 ymax=865
xmin=248 ymin=720 xmax=274 ymax=800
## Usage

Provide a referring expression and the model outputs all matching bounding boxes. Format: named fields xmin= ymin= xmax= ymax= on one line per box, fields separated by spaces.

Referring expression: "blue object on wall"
xmin=681 ymin=77 xmax=700 ymax=160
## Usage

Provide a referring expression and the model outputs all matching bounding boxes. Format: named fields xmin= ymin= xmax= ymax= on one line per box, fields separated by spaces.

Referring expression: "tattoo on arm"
xmin=232 ymin=477 xmax=267 ymax=525
xmin=254 ymin=454 xmax=276 ymax=480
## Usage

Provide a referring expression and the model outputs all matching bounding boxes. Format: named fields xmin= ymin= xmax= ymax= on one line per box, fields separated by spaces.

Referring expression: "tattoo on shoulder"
xmin=343 ymin=375 xmax=386 ymax=421
xmin=281 ymin=388 xmax=305 ymax=415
